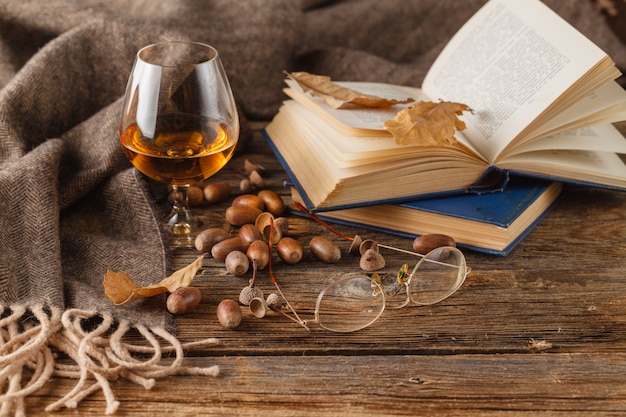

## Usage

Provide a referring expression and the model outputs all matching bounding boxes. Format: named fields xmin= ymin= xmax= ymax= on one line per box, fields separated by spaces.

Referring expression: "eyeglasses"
xmin=313 ymin=245 xmax=468 ymax=332
xmin=265 ymin=205 xmax=470 ymax=333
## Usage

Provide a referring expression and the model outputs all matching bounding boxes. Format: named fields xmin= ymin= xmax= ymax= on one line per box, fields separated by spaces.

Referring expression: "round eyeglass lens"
xmin=315 ymin=274 xmax=385 ymax=332
xmin=408 ymin=246 xmax=466 ymax=305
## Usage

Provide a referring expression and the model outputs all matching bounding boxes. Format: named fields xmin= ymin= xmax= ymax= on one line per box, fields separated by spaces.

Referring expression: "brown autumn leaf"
xmin=104 ymin=254 xmax=204 ymax=305
xmin=285 ymin=71 xmax=414 ymax=109
xmin=383 ymin=100 xmax=473 ymax=146
xmin=159 ymin=254 xmax=205 ymax=291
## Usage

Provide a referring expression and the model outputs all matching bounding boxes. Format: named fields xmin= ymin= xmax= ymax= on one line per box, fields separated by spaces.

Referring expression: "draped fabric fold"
xmin=0 ymin=17 xmax=220 ymax=417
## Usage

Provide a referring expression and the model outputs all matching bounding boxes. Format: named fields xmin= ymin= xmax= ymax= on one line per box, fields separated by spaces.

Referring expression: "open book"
xmin=263 ymin=0 xmax=626 ymax=211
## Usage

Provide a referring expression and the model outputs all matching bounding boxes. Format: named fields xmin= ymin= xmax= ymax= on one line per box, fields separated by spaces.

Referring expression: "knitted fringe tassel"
xmin=0 ymin=305 xmax=219 ymax=416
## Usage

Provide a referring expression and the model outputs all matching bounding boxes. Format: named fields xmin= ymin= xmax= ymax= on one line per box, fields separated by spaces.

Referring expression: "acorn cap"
xmin=249 ymin=297 xmax=268 ymax=318
xmin=348 ymin=235 xmax=363 ymax=256
xmin=266 ymin=293 xmax=285 ymax=310
xmin=239 ymin=285 xmax=264 ymax=306
xmin=359 ymin=248 xmax=385 ymax=271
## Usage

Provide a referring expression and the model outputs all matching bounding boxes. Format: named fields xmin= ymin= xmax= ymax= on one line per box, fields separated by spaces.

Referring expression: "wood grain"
xmin=24 ymin=124 xmax=626 ymax=415
xmin=28 ymin=354 xmax=626 ymax=416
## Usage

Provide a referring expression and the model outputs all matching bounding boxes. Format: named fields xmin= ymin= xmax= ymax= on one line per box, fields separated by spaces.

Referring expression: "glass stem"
xmin=168 ymin=184 xmax=201 ymax=237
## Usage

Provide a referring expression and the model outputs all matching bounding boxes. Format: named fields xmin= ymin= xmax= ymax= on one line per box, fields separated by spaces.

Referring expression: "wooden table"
xmin=28 ymin=125 xmax=626 ymax=416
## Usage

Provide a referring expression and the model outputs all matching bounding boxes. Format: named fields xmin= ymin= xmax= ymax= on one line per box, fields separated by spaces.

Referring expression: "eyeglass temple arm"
xmin=294 ymin=202 xmax=427 ymax=256
xmin=378 ymin=243 xmax=471 ymax=276
xmin=293 ymin=202 xmax=470 ymax=275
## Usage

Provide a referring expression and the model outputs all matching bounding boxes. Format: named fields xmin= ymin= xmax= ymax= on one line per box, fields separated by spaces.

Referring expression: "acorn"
xmin=257 ymin=189 xmax=285 ymax=216
xmin=195 ymin=227 xmax=230 ymax=253
xmin=232 ymin=194 xmax=265 ymax=211
xmin=309 ymin=236 xmax=341 ymax=263
xmin=240 ymin=178 xmax=253 ymax=193
xmin=225 ymin=250 xmax=250 ymax=276
xmin=273 ymin=217 xmax=290 ymax=236
xmin=211 ymin=236 xmax=250 ymax=262
xmin=238 ymin=223 xmax=264 ymax=245
xmin=203 ymin=182 xmax=231 ymax=204
xmin=225 ymin=205 xmax=263 ymax=227
xmin=276 ymin=237 xmax=303 ymax=264
xmin=216 ymin=299 xmax=242 ymax=329
xmin=412 ymin=233 xmax=456 ymax=254
xmin=186 ymin=185 xmax=205 ymax=207
xmin=246 ymin=240 xmax=270 ymax=270
xmin=166 ymin=287 xmax=201 ymax=315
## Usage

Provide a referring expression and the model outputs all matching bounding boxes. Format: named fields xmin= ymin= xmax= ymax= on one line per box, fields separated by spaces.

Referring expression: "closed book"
xmin=290 ymin=177 xmax=563 ymax=256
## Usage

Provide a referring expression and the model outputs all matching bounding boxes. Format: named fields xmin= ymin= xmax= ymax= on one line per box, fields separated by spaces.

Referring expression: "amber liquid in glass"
xmin=120 ymin=114 xmax=237 ymax=185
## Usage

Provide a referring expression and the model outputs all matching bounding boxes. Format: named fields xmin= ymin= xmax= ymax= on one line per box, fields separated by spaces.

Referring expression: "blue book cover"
xmin=289 ymin=177 xmax=563 ymax=256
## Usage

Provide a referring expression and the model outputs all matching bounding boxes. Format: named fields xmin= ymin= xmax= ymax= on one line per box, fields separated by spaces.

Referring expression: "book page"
xmin=422 ymin=0 xmax=611 ymax=163
xmin=501 ymin=124 xmax=626 ymax=155
xmin=509 ymin=81 xmax=626 ymax=145
xmin=281 ymin=100 xmax=485 ymax=167
xmin=265 ymin=106 xmax=488 ymax=209
xmin=497 ymin=149 xmax=626 ymax=189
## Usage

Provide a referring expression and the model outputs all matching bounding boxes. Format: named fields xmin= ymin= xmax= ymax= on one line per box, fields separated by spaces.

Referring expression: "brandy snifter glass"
xmin=119 ymin=41 xmax=239 ymax=247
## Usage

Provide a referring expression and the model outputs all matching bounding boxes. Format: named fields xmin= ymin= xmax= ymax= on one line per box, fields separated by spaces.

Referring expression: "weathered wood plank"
xmin=28 ymin=353 xmax=626 ymax=416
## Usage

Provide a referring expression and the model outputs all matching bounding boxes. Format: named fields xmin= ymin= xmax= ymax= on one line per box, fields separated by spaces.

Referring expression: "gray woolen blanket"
xmin=0 ymin=0 xmax=624 ymax=414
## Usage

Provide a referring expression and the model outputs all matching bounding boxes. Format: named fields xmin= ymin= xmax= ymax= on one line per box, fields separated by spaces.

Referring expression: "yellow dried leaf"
xmin=285 ymin=71 xmax=414 ymax=109
xmin=383 ymin=100 xmax=472 ymax=146
xmin=123 ymin=284 xmax=169 ymax=304
xmin=158 ymin=254 xmax=205 ymax=292
xmin=103 ymin=255 xmax=204 ymax=305
xmin=103 ymin=270 xmax=143 ymax=305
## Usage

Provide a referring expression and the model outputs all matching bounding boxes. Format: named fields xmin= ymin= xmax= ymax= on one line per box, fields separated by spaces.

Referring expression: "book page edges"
xmin=289 ymin=181 xmax=563 ymax=256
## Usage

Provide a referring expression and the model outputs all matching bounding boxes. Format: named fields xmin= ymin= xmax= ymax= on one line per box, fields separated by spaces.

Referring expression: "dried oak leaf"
xmin=285 ymin=71 xmax=414 ymax=109
xmin=383 ymin=100 xmax=473 ymax=146
xmin=104 ymin=254 xmax=204 ymax=305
